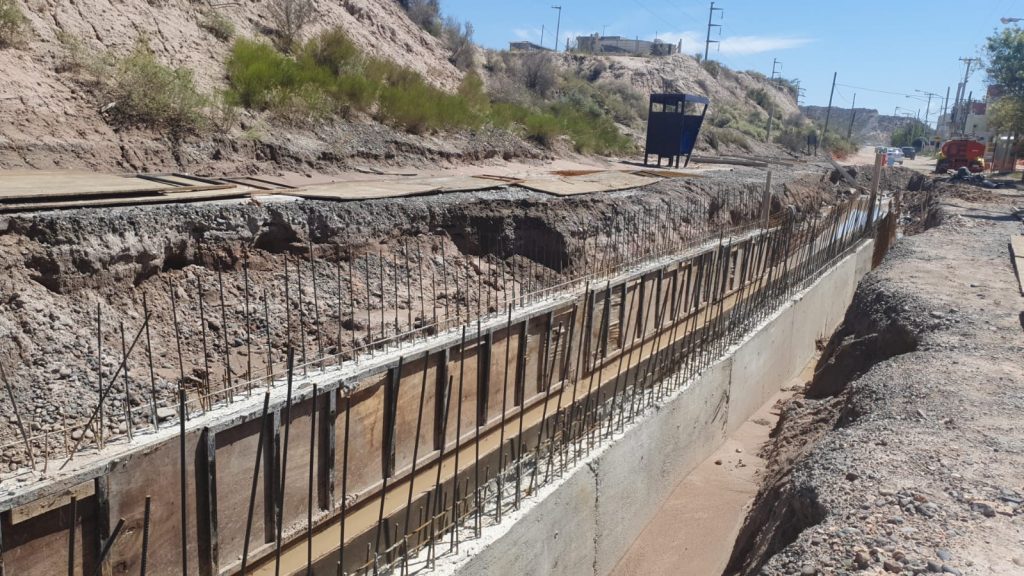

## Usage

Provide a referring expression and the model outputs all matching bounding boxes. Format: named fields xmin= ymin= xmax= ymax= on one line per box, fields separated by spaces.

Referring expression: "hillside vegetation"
xmin=0 ymin=0 xmax=810 ymax=173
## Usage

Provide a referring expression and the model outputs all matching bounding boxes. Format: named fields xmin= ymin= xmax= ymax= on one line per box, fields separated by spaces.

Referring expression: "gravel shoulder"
xmin=727 ymin=184 xmax=1024 ymax=575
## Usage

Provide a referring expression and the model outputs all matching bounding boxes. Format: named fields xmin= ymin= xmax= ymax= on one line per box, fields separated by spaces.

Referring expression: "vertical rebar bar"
xmin=274 ymin=349 xmax=296 ymax=576
xmin=240 ymin=391 xmax=270 ymax=575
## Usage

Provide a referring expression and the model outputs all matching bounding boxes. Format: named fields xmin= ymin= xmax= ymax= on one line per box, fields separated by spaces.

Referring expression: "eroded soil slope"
xmin=727 ymin=184 xmax=1024 ymax=575
xmin=0 ymin=166 xmax=847 ymax=473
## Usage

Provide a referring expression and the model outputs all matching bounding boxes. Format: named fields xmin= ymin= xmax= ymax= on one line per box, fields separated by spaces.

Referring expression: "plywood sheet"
xmin=0 ymin=170 xmax=173 ymax=200
xmin=0 ymin=187 xmax=251 ymax=213
xmin=288 ymin=176 xmax=503 ymax=202
xmin=517 ymin=171 xmax=661 ymax=196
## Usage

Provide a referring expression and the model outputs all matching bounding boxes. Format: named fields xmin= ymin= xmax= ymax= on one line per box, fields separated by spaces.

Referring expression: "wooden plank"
xmin=9 ymin=480 xmax=94 ymax=525
xmin=0 ymin=188 xmax=250 ymax=213
xmin=0 ymin=171 xmax=173 ymax=199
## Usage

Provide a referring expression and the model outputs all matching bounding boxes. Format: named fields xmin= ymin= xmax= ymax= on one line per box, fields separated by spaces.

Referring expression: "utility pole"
xmin=914 ymin=89 xmax=939 ymax=129
xmin=766 ymin=103 xmax=774 ymax=142
xmin=770 ymin=58 xmax=782 ymax=84
xmin=847 ymin=92 xmax=857 ymax=140
xmin=939 ymin=86 xmax=950 ymax=140
xmin=952 ymin=57 xmax=980 ymax=136
xmin=552 ymin=6 xmax=562 ymax=53
xmin=540 ymin=25 xmax=545 ymax=49
xmin=704 ymin=2 xmax=723 ymax=62
xmin=816 ymin=71 xmax=837 ymax=156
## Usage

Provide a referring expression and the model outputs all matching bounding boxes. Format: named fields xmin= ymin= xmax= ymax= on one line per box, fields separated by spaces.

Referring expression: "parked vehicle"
xmin=935 ymin=139 xmax=986 ymax=173
xmin=887 ymin=147 xmax=904 ymax=165
xmin=901 ymin=146 xmax=917 ymax=160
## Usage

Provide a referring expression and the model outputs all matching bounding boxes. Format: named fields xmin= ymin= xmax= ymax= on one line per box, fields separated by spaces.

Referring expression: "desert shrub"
xmin=715 ymin=128 xmax=751 ymax=152
xmin=442 ymin=16 xmax=474 ymax=70
xmin=401 ymin=0 xmax=442 ymax=36
xmin=103 ymin=44 xmax=207 ymax=133
xmin=746 ymin=87 xmax=774 ymax=111
xmin=267 ymin=0 xmax=314 ymax=52
xmin=199 ymin=10 xmax=235 ymax=42
xmin=822 ymin=131 xmax=856 ymax=158
xmin=701 ymin=59 xmax=720 ymax=79
xmin=520 ymin=52 xmax=558 ymax=97
xmin=774 ymin=126 xmax=807 ymax=153
xmin=0 ymin=0 xmax=27 ymax=49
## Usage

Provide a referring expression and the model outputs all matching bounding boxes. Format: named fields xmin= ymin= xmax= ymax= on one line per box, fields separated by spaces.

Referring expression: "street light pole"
xmin=552 ymin=6 xmax=562 ymax=53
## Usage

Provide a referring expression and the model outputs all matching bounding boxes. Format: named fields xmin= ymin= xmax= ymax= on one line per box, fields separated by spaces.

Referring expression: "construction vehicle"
xmin=935 ymin=139 xmax=986 ymax=173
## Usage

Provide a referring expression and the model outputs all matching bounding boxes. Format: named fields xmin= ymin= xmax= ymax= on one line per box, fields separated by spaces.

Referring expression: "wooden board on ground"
xmin=0 ymin=188 xmax=253 ymax=213
xmin=517 ymin=170 xmax=662 ymax=196
xmin=286 ymin=175 xmax=506 ymax=201
xmin=1011 ymin=235 xmax=1024 ymax=295
xmin=0 ymin=170 xmax=174 ymax=200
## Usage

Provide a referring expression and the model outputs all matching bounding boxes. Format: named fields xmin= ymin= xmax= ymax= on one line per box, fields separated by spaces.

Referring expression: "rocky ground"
xmin=0 ymin=163 xmax=850 ymax=473
xmin=726 ymin=180 xmax=1024 ymax=575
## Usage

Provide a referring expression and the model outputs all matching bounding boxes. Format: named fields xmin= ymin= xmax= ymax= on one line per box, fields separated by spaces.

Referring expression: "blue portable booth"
xmin=643 ymin=93 xmax=709 ymax=168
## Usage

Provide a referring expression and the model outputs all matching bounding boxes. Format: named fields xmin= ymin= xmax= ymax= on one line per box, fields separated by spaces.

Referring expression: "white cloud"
xmin=658 ymin=31 xmax=813 ymax=56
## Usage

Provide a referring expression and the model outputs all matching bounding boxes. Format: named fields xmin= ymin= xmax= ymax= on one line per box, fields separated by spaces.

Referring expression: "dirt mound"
xmin=726 ymin=189 xmax=1024 ymax=575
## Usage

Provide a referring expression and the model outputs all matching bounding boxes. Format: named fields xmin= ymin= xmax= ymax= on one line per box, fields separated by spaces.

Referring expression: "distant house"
xmin=509 ymin=41 xmax=552 ymax=53
xmin=574 ymin=34 xmax=678 ymax=56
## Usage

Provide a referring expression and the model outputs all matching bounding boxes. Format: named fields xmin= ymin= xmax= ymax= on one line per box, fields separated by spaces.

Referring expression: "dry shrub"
xmin=0 ymin=0 xmax=27 ymax=49
xmin=267 ymin=0 xmax=314 ymax=52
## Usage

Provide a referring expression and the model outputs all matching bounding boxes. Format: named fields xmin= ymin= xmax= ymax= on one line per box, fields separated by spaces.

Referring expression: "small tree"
xmin=986 ymin=26 xmax=1024 ymax=178
xmin=267 ymin=0 xmax=315 ymax=52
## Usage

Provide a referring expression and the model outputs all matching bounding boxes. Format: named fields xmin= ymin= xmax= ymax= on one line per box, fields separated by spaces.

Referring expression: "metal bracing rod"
xmin=392 ymin=253 xmax=401 ymax=339
xmin=198 ymin=275 xmax=212 ymax=405
xmin=66 ymin=496 xmax=76 ymax=576
xmin=119 ymin=322 xmax=133 ymax=441
xmin=90 ymin=517 xmax=125 ymax=576
xmin=240 ymin=391 xmax=271 ymax=575
xmin=178 ymin=389 xmax=188 ymax=576
xmin=169 ymin=283 xmax=187 ymax=392
xmin=379 ymin=251 xmax=386 ymax=344
xmin=607 ymin=283 xmax=637 ymax=437
xmin=273 ymin=349 xmax=296 ymax=576
xmin=140 ymin=495 xmax=152 ymax=576
xmin=306 ymin=383 xmax=318 ymax=574
xmin=244 ymin=255 xmax=253 ymax=387
xmin=60 ymin=315 xmax=152 ymax=468
xmin=143 ymin=294 xmax=159 ymax=430
xmin=0 ymin=361 xmax=34 ymax=469
xmin=309 ymin=237 xmax=325 ymax=367
xmin=472 ymin=320 xmax=484 ymax=537
xmin=440 ymin=241 xmax=450 ymax=324
xmin=403 ymin=350 xmax=430 ymax=552
xmin=451 ymin=327 xmax=467 ymax=551
xmin=297 ymin=249 xmax=309 ymax=374
xmin=495 ymin=305 xmax=513 ymax=522
xmin=96 ymin=304 xmax=104 ymax=449
xmin=338 ymin=392 xmax=351 ymax=575
xmin=375 ymin=354 xmax=404 ymax=556
xmin=428 ymin=375 xmax=454 ymax=566
xmin=217 ymin=267 xmax=233 ymax=403
xmin=263 ymin=289 xmax=274 ymax=379
xmin=363 ymin=254 xmax=372 ymax=352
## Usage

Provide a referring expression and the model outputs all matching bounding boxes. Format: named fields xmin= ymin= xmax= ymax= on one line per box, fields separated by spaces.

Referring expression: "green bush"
xmin=104 ymin=44 xmax=207 ymax=133
xmin=746 ymin=87 xmax=774 ymax=112
xmin=0 ymin=0 xmax=27 ymax=49
xmin=822 ymin=131 xmax=856 ymax=158
xmin=224 ymin=28 xmax=635 ymax=153
xmin=701 ymin=59 xmax=721 ymax=79
xmin=199 ymin=10 xmax=234 ymax=42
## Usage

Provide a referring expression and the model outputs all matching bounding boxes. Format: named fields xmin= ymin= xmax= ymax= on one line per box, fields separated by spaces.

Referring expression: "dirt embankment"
xmin=726 ymin=182 xmax=1024 ymax=575
xmin=0 ymin=167 xmax=845 ymax=472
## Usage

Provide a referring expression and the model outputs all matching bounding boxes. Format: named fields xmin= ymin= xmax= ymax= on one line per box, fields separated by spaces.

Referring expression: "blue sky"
xmin=441 ymin=0 xmax=1020 ymax=126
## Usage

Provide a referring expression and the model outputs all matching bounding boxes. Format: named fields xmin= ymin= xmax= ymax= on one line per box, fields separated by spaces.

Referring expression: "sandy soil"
xmin=727 ymin=180 xmax=1024 ymax=575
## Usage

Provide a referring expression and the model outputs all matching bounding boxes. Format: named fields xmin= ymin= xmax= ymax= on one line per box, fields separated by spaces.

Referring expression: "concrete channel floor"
xmin=610 ymin=357 xmax=817 ymax=576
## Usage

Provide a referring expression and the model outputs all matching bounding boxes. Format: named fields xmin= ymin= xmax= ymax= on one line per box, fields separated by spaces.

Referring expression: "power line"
xmin=835 ymin=83 xmax=941 ymax=99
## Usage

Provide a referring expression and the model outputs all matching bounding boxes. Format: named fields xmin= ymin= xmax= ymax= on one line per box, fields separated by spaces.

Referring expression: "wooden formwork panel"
xmin=214 ymin=416 xmax=269 ymax=568
xmin=278 ymin=397 xmax=321 ymax=542
xmin=484 ymin=324 xmax=519 ymax=428
xmin=392 ymin=352 xmax=441 ymax=474
xmin=106 ymin=427 xmax=204 ymax=576
xmin=335 ymin=377 xmax=386 ymax=506
xmin=1 ymin=487 xmax=99 ymax=576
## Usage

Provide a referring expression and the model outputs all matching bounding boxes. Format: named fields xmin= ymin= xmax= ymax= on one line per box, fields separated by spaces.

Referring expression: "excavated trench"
xmin=0 ymin=168 xmax=843 ymax=473
xmin=722 ymin=194 xmax=942 ymax=576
